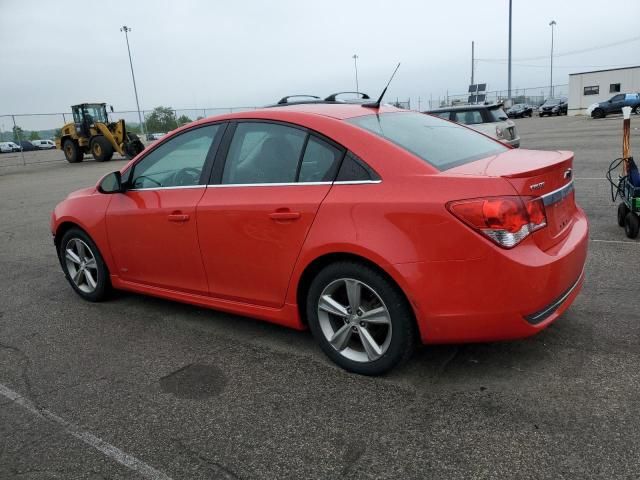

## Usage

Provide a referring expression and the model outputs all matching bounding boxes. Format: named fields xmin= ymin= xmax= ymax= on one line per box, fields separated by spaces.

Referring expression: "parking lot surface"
xmin=1 ymin=115 xmax=639 ymax=479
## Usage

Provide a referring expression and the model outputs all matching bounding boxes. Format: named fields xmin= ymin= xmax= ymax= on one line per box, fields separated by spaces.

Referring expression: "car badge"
xmin=529 ymin=181 xmax=545 ymax=191
xmin=564 ymin=168 xmax=572 ymax=180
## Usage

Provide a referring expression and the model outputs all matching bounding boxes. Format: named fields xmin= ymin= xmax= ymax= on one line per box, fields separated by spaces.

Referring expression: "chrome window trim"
xmin=205 ymin=180 xmax=382 ymax=188
xmin=540 ymin=180 xmax=574 ymax=207
xmin=334 ymin=180 xmax=382 ymax=185
xmin=207 ymin=182 xmax=332 ymax=188
xmin=127 ymin=185 xmax=206 ymax=192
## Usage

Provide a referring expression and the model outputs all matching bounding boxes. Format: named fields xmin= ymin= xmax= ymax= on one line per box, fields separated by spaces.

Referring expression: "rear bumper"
xmin=395 ymin=208 xmax=588 ymax=344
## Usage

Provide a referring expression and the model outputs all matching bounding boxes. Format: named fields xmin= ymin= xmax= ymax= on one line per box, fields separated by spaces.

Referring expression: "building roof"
xmin=569 ymin=65 xmax=640 ymax=76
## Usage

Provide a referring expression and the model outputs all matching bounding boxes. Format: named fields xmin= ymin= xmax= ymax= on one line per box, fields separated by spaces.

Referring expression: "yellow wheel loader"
xmin=56 ymin=103 xmax=145 ymax=163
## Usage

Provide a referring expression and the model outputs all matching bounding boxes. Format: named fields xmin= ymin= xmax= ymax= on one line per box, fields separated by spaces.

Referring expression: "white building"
xmin=568 ymin=65 xmax=640 ymax=115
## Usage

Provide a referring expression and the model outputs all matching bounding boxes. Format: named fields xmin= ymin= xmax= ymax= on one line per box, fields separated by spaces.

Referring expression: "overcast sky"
xmin=1 ymin=0 xmax=639 ymax=120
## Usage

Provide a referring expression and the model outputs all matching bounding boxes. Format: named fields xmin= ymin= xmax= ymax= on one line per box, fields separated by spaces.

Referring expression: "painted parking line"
xmin=590 ymin=239 xmax=639 ymax=245
xmin=0 ymin=383 xmax=173 ymax=480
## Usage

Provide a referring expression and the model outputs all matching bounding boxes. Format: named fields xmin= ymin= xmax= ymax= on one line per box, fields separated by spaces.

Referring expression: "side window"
xmin=611 ymin=94 xmax=625 ymax=102
xmin=454 ymin=110 xmax=483 ymax=125
xmin=130 ymin=124 xmax=220 ymax=189
xmin=336 ymin=152 xmax=380 ymax=182
xmin=222 ymin=122 xmax=306 ymax=184
xmin=298 ymin=136 xmax=343 ymax=182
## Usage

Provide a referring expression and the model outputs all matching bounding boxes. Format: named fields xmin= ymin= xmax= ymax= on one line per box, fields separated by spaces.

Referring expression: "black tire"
xmin=124 ymin=133 xmax=145 ymax=159
xmin=58 ymin=228 xmax=111 ymax=301
xmin=633 ymin=106 xmax=640 ymax=115
xmin=624 ymin=212 xmax=640 ymax=239
xmin=306 ymin=261 xmax=416 ymax=375
xmin=91 ymin=136 xmax=114 ymax=162
xmin=63 ymin=139 xmax=83 ymax=163
xmin=592 ymin=108 xmax=605 ymax=119
xmin=618 ymin=203 xmax=629 ymax=227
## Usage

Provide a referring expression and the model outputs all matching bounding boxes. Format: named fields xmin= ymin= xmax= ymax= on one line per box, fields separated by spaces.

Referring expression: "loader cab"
xmin=72 ymin=103 xmax=109 ymax=135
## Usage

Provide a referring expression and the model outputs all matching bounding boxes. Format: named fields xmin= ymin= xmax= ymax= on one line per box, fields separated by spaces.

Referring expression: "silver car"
xmin=425 ymin=104 xmax=520 ymax=148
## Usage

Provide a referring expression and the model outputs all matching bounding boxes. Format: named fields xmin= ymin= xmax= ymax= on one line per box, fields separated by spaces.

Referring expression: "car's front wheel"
xmin=306 ymin=261 xmax=416 ymax=375
xmin=58 ymin=228 xmax=110 ymax=301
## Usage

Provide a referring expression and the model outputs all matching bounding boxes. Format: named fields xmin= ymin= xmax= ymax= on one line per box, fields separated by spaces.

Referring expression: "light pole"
xmin=549 ymin=20 xmax=556 ymax=99
xmin=120 ymin=26 xmax=145 ymax=135
xmin=508 ymin=0 xmax=512 ymax=101
xmin=352 ymin=54 xmax=359 ymax=94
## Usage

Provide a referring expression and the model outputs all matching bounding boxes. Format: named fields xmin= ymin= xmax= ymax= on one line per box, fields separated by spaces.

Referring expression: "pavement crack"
xmin=172 ymin=437 xmax=244 ymax=480
xmin=0 ymin=341 xmax=36 ymax=406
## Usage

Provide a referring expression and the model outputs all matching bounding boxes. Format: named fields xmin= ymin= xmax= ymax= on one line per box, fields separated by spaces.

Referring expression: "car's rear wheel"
xmin=618 ymin=203 xmax=630 ymax=227
xmin=63 ymin=139 xmax=83 ymax=163
xmin=306 ymin=261 xmax=416 ymax=375
xmin=624 ymin=212 xmax=640 ymax=239
xmin=58 ymin=228 xmax=110 ymax=301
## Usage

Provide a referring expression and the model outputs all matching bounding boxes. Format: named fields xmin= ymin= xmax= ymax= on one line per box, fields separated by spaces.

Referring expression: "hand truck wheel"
xmin=624 ymin=212 xmax=640 ymax=239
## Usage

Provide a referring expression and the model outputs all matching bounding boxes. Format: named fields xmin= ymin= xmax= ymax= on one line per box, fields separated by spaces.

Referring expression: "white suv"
xmin=31 ymin=139 xmax=56 ymax=150
xmin=425 ymin=104 xmax=520 ymax=148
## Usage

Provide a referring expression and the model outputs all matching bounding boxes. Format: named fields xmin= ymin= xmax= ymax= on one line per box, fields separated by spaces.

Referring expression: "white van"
xmin=31 ymin=139 xmax=56 ymax=150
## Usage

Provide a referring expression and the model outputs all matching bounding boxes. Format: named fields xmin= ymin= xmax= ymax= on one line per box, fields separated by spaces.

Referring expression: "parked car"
xmin=0 ymin=141 xmax=21 ymax=152
xmin=539 ymin=98 xmax=568 ymax=116
xmin=590 ymin=93 xmax=640 ymax=118
xmin=19 ymin=140 xmax=38 ymax=151
xmin=426 ymin=104 xmax=520 ymax=148
xmin=31 ymin=139 xmax=56 ymax=150
xmin=52 ymin=101 xmax=587 ymax=375
xmin=0 ymin=142 xmax=16 ymax=153
xmin=146 ymin=132 xmax=166 ymax=141
xmin=507 ymin=103 xmax=533 ymax=118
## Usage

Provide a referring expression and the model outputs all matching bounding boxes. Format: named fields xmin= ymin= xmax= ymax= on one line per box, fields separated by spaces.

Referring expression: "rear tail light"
xmin=447 ymin=196 xmax=547 ymax=248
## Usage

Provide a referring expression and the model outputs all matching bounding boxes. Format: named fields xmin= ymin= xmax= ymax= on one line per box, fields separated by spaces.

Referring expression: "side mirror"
xmin=110 ymin=105 xmax=114 ymax=113
xmin=98 ymin=171 xmax=124 ymax=194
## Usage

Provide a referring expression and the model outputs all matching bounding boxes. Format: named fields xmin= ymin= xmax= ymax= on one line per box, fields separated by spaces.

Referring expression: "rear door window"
xmin=222 ymin=122 xmax=306 ymax=184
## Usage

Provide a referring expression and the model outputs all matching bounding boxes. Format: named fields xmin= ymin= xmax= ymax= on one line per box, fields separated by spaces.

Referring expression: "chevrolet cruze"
xmin=51 ymin=101 xmax=588 ymax=375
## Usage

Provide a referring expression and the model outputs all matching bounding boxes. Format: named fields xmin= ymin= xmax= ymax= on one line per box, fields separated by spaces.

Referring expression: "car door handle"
xmin=269 ymin=211 xmax=301 ymax=221
xmin=168 ymin=213 xmax=190 ymax=222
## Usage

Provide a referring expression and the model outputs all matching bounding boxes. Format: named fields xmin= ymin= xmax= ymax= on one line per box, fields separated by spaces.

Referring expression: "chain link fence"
xmin=0 ymin=84 xmax=570 ymax=156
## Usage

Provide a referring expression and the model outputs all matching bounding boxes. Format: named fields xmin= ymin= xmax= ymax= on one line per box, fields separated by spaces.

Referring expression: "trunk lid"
xmin=447 ymin=149 xmax=576 ymax=250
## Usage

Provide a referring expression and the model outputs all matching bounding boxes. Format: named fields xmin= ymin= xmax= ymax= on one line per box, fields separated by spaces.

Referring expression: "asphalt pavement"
xmin=0 ymin=114 xmax=639 ymax=479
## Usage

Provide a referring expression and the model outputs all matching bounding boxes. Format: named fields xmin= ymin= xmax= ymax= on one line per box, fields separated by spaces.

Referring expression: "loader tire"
xmin=63 ymin=139 xmax=84 ymax=163
xmin=91 ymin=136 xmax=113 ymax=162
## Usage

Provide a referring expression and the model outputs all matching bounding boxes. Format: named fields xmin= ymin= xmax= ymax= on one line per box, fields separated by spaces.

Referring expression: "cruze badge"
xmin=530 ymin=181 xmax=545 ymax=191
xmin=564 ymin=168 xmax=573 ymax=179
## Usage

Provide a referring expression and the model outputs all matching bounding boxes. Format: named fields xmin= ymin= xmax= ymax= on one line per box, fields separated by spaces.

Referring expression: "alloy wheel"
xmin=317 ymin=278 xmax=392 ymax=363
xmin=64 ymin=238 xmax=99 ymax=293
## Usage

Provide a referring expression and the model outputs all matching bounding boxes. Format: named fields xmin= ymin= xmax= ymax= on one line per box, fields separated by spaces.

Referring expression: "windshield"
xmin=82 ymin=105 xmax=108 ymax=123
xmin=348 ymin=112 xmax=507 ymax=171
xmin=543 ymin=99 xmax=560 ymax=106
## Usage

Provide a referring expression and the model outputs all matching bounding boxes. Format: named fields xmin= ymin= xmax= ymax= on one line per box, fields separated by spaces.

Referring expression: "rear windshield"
xmin=348 ymin=112 xmax=507 ymax=170
xmin=488 ymin=107 xmax=508 ymax=121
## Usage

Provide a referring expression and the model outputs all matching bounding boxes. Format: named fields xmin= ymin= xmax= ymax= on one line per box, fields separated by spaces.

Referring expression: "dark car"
xmin=507 ymin=104 xmax=533 ymax=118
xmin=539 ymin=98 xmax=568 ymax=116
xmin=590 ymin=93 xmax=640 ymax=118
xmin=19 ymin=140 xmax=38 ymax=151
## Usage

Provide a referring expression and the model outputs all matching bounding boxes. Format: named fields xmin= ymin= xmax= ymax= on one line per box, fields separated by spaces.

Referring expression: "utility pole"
xmin=549 ymin=20 xmax=557 ymax=98
xmin=471 ymin=41 xmax=475 ymax=86
xmin=352 ymin=54 xmax=359 ymax=93
xmin=507 ymin=0 xmax=512 ymax=100
xmin=120 ymin=26 xmax=145 ymax=135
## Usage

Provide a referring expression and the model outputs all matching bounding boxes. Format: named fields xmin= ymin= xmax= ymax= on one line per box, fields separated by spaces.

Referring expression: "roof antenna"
xmin=362 ymin=63 xmax=401 ymax=109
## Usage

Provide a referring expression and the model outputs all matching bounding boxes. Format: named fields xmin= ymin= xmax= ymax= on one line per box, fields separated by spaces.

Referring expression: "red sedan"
xmin=51 ymin=103 xmax=588 ymax=375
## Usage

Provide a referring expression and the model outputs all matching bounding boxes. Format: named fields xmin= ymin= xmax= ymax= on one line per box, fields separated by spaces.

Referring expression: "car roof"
xmin=426 ymin=103 xmax=503 ymax=113
xmin=190 ymin=103 xmax=405 ymax=124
